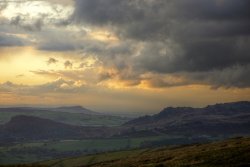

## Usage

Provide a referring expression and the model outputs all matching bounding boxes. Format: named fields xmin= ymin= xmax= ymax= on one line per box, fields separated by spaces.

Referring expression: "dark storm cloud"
xmin=73 ymin=0 xmax=250 ymax=88
xmin=73 ymin=0 xmax=250 ymax=39
xmin=186 ymin=65 xmax=250 ymax=89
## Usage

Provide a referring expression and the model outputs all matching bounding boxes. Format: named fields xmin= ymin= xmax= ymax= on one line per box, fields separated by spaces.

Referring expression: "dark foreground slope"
xmin=21 ymin=137 xmax=250 ymax=167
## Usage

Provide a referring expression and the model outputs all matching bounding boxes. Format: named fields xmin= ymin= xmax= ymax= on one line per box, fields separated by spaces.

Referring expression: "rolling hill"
xmin=0 ymin=115 xmax=116 ymax=143
xmin=0 ymin=106 xmax=130 ymax=127
xmin=1 ymin=101 xmax=250 ymax=143
xmin=0 ymin=101 xmax=250 ymax=165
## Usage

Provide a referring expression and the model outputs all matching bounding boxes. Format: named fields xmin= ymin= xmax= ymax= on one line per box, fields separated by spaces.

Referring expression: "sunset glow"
xmin=0 ymin=0 xmax=250 ymax=113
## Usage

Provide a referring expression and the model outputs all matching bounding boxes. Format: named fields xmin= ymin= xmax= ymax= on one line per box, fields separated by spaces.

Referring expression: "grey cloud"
xmin=45 ymin=0 xmax=73 ymax=6
xmin=186 ymin=65 xmax=250 ymax=89
xmin=81 ymin=39 xmax=137 ymax=71
xmin=135 ymin=38 xmax=250 ymax=73
xmin=72 ymin=0 xmax=250 ymax=88
xmin=36 ymin=78 xmax=78 ymax=93
xmin=73 ymin=0 xmax=250 ymax=40
xmin=0 ymin=33 xmax=28 ymax=47
xmin=10 ymin=15 xmax=44 ymax=31
xmin=148 ymin=65 xmax=250 ymax=89
xmin=38 ymin=40 xmax=75 ymax=51
xmin=144 ymin=76 xmax=191 ymax=88
xmin=36 ymin=28 xmax=85 ymax=52
xmin=0 ymin=81 xmax=29 ymax=94
xmin=0 ymin=78 xmax=86 ymax=95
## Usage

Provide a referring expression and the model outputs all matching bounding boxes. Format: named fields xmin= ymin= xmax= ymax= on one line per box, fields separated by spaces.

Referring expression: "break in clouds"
xmin=0 ymin=0 xmax=250 ymax=89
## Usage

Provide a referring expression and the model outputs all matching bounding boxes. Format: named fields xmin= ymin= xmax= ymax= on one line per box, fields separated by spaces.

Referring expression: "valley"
xmin=0 ymin=101 xmax=249 ymax=165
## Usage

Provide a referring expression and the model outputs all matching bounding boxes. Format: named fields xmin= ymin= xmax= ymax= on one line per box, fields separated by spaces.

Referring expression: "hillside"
xmin=1 ymin=101 xmax=250 ymax=143
xmin=29 ymin=137 xmax=250 ymax=167
xmin=0 ymin=115 xmax=116 ymax=142
xmin=0 ymin=107 xmax=130 ymax=126
xmin=123 ymin=101 xmax=250 ymax=136
xmin=0 ymin=102 xmax=250 ymax=165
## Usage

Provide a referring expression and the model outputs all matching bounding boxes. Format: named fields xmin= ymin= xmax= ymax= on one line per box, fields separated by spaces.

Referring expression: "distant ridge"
xmin=0 ymin=101 xmax=249 ymax=143
xmin=52 ymin=106 xmax=101 ymax=115
xmin=123 ymin=101 xmax=250 ymax=136
xmin=0 ymin=106 xmax=130 ymax=127
xmin=0 ymin=106 xmax=101 ymax=115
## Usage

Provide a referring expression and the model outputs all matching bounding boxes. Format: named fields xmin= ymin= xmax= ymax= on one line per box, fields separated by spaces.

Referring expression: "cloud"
xmin=47 ymin=57 xmax=58 ymax=65
xmin=36 ymin=77 xmax=83 ymax=92
xmin=1 ymin=0 xmax=73 ymax=34
xmin=73 ymin=0 xmax=250 ymax=39
xmin=0 ymin=78 xmax=86 ymax=95
xmin=0 ymin=1 xmax=7 ymax=12
xmin=16 ymin=74 xmax=24 ymax=78
xmin=0 ymin=33 xmax=28 ymax=47
xmin=186 ymin=65 xmax=250 ymax=89
xmin=31 ymin=68 xmax=99 ymax=85
xmin=10 ymin=16 xmax=44 ymax=31
xmin=1 ymin=0 xmax=250 ymax=89
xmin=38 ymin=40 xmax=75 ymax=51
xmin=71 ymin=0 xmax=250 ymax=88
xmin=0 ymin=0 xmax=75 ymax=52
xmin=35 ymin=29 xmax=83 ymax=52
xmin=64 ymin=60 xmax=73 ymax=69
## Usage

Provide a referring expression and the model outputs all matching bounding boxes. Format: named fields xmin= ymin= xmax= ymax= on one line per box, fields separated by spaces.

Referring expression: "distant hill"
xmin=123 ymin=101 xmax=250 ymax=136
xmin=0 ymin=107 xmax=130 ymax=126
xmin=0 ymin=115 xmax=116 ymax=142
xmin=51 ymin=106 xmax=100 ymax=115
xmin=34 ymin=137 xmax=250 ymax=167
xmin=1 ymin=101 xmax=250 ymax=143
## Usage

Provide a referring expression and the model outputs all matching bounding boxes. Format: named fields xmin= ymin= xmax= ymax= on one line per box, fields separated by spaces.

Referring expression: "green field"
xmin=35 ymin=137 xmax=250 ymax=167
xmin=1 ymin=137 xmax=249 ymax=166
xmin=0 ymin=111 xmax=130 ymax=126
xmin=0 ymin=135 xmax=182 ymax=165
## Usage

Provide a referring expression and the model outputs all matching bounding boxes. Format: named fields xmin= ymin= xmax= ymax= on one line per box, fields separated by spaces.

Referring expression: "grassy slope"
xmin=33 ymin=137 xmax=250 ymax=167
xmin=0 ymin=136 xmax=172 ymax=165
xmin=0 ymin=111 xmax=130 ymax=126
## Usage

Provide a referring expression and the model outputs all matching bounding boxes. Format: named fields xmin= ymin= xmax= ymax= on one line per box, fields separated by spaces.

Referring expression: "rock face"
xmin=124 ymin=101 xmax=250 ymax=136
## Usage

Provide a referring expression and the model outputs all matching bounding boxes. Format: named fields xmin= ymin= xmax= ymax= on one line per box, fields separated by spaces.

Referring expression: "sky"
xmin=0 ymin=0 xmax=250 ymax=114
